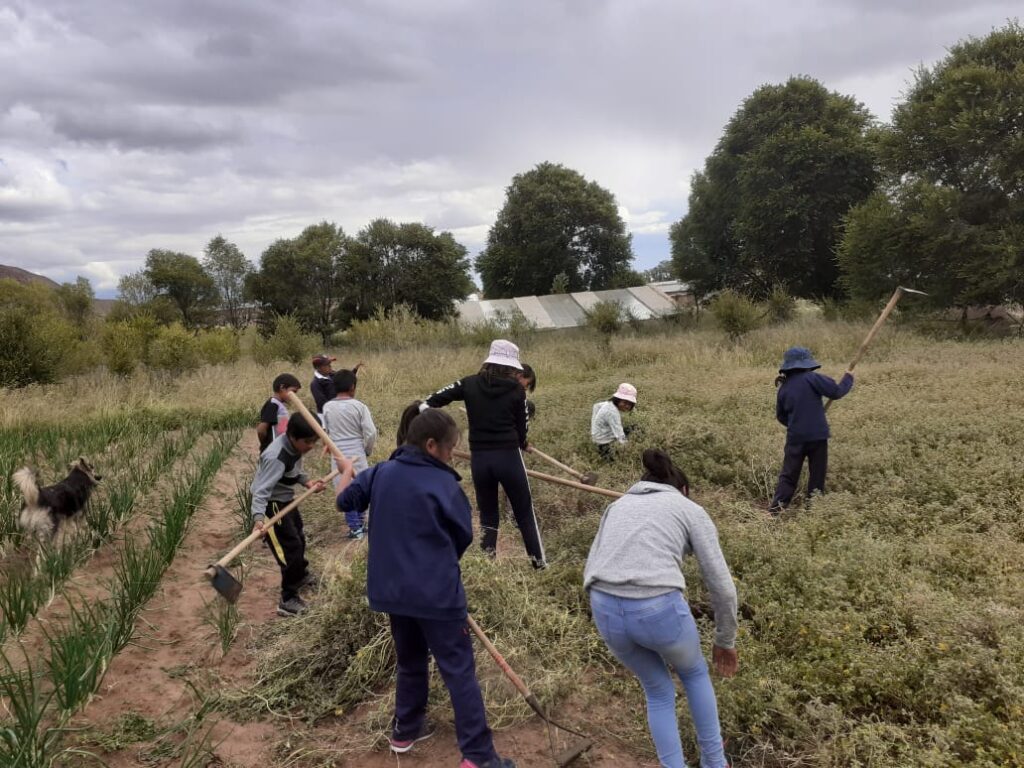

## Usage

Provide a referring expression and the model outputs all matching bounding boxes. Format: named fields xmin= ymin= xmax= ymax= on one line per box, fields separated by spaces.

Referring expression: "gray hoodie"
xmin=584 ymin=481 xmax=738 ymax=649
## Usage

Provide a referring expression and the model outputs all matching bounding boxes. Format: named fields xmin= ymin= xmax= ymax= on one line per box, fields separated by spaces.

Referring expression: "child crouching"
xmin=335 ymin=406 xmax=515 ymax=768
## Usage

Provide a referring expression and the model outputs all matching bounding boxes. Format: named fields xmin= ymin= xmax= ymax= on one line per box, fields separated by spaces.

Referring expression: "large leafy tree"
xmin=839 ymin=22 xmax=1024 ymax=308
xmin=202 ymin=235 xmax=253 ymax=329
xmin=143 ymin=249 xmax=219 ymax=328
xmin=54 ymin=276 xmax=94 ymax=329
xmin=341 ymin=219 xmax=473 ymax=322
xmin=672 ymin=77 xmax=878 ymax=301
xmin=476 ymin=162 xmax=635 ymax=298
xmin=246 ymin=222 xmax=347 ymax=342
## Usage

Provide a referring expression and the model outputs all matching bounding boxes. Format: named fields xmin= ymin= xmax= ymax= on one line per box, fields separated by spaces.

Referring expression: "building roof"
xmin=456 ymin=281 xmax=690 ymax=329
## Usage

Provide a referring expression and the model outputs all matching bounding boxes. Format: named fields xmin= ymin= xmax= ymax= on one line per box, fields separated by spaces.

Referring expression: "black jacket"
xmin=311 ymin=374 xmax=336 ymax=414
xmin=426 ymin=373 xmax=528 ymax=451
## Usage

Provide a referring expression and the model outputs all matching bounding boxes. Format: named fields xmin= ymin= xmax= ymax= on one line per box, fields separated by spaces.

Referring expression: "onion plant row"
xmin=0 ymin=429 xmax=239 ymax=768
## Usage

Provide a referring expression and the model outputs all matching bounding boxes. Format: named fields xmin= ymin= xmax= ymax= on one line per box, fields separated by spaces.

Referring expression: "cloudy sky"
xmin=0 ymin=0 xmax=1017 ymax=296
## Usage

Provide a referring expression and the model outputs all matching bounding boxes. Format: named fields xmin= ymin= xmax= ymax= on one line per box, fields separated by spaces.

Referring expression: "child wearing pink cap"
xmin=591 ymin=383 xmax=638 ymax=461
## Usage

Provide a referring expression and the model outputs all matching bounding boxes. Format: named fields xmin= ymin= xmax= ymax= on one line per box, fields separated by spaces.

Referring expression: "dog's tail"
xmin=13 ymin=467 xmax=39 ymax=508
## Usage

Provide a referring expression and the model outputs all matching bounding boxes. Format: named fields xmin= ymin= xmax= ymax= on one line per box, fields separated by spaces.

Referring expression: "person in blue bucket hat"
xmin=769 ymin=347 xmax=854 ymax=514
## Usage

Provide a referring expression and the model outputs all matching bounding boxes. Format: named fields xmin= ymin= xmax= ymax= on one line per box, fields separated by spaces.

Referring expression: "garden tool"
xmin=466 ymin=615 xmax=593 ymax=767
xmin=205 ymin=468 xmax=339 ymax=602
xmin=284 ymin=391 xmax=349 ymax=466
xmin=453 ymin=449 xmax=622 ymax=500
xmin=527 ymin=446 xmax=599 ymax=485
xmin=825 ymin=285 xmax=928 ymax=411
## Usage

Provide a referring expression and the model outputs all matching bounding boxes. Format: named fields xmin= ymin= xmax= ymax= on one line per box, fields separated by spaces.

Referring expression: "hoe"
xmin=527 ymin=445 xmax=599 ymax=486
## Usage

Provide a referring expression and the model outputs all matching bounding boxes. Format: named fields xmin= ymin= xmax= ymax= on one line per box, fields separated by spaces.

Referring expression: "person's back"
xmin=358 ymin=445 xmax=472 ymax=620
xmin=428 ymin=373 xmax=526 ymax=450
xmin=776 ymin=370 xmax=852 ymax=443
xmin=322 ymin=397 xmax=377 ymax=472
xmin=591 ymin=400 xmax=621 ymax=445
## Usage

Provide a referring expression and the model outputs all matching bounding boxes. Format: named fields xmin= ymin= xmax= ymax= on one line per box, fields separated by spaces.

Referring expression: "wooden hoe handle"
xmin=527 ymin=445 xmax=586 ymax=481
xmin=466 ymin=615 xmax=533 ymax=699
xmin=453 ymin=449 xmax=622 ymax=499
xmin=206 ymin=467 xmax=339 ymax=574
xmin=285 ymin=391 xmax=349 ymax=466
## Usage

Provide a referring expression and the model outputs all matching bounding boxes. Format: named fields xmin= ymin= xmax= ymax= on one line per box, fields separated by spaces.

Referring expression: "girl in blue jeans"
xmin=584 ymin=449 xmax=739 ymax=768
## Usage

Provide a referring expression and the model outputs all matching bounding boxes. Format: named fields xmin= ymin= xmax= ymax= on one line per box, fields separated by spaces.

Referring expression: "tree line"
xmin=671 ymin=21 xmax=1024 ymax=312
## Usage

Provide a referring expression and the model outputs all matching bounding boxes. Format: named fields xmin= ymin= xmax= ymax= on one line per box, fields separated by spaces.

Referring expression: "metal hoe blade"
xmin=899 ymin=286 xmax=929 ymax=296
xmin=208 ymin=564 xmax=243 ymax=604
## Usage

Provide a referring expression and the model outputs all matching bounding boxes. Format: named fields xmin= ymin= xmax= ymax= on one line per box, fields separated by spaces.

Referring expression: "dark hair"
xmin=641 ymin=448 xmax=690 ymax=496
xmin=774 ymin=373 xmax=787 ymax=388
xmin=520 ymin=363 xmax=536 ymax=392
xmin=526 ymin=398 xmax=536 ymax=420
xmin=611 ymin=396 xmax=635 ymax=410
xmin=332 ymin=369 xmax=358 ymax=393
xmin=272 ymin=373 xmax=301 ymax=393
xmin=396 ymin=402 xmax=460 ymax=450
xmin=479 ymin=362 xmax=519 ymax=384
xmin=286 ymin=413 xmax=319 ymax=441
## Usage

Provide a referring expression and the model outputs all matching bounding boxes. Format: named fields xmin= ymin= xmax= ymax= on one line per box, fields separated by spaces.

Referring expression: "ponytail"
xmin=641 ymin=448 xmax=690 ymax=497
xmin=774 ymin=373 xmax=787 ymax=388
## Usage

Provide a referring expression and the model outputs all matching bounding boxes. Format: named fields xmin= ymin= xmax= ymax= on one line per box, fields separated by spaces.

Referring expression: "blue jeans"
xmin=590 ymin=590 xmax=727 ymax=768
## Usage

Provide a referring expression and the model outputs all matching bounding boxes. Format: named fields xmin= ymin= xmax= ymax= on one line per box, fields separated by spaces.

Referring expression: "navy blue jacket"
xmin=336 ymin=445 xmax=473 ymax=621
xmin=776 ymin=371 xmax=854 ymax=443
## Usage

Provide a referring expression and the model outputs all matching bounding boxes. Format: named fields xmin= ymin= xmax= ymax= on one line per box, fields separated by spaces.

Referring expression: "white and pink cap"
xmin=483 ymin=339 xmax=523 ymax=370
xmin=613 ymin=383 xmax=638 ymax=403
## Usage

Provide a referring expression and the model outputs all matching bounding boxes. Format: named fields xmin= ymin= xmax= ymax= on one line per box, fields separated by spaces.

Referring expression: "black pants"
xmin=390 ymin=613 xmax=497 ymax=765
xmin=470 ymin=447 xmax=546 ymax=566
xmin=264 ymin=501 xmax=309 ymax=601
xmin=770 ymin=440 xmax=828 ymax=509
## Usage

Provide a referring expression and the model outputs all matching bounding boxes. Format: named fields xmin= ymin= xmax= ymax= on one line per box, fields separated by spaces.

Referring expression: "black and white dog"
xmin=13 ymin=458 xmax=102 ymax=542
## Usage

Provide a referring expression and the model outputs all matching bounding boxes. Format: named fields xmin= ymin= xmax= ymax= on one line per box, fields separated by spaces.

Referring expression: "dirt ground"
xmin=65 ymin=432 xmax=657 ymax=767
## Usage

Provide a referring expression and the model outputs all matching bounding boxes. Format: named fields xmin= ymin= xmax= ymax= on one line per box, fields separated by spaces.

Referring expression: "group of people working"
xmin=245 ymin=338 xmax=853 ymax=768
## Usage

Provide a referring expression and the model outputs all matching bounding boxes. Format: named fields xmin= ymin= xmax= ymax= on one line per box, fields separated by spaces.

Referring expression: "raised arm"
xmin=809 ymin=372 xmax=854 ymax=400
xmin=424 ymin=379 xmax=466 ymax=409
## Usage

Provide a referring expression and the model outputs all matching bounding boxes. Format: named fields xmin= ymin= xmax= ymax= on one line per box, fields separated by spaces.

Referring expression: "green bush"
xmin=252 ymin=315 xmax=318 ymax=365
xmin=196 ymin=328 xmax=241 ymax=365
xmin=147 ymin=324 xmax=200 ymax=374
xmin=0 ymin=280 xmax=81 ymax=387
xmin=583 ymin=299 xmax=624 ymax=337
xmin=764 ymin=284 xmax=797 ymax=323
xmin=710 ymin=289 xmax=761 ymax=340
xmin=102 ymin=321 xmax=148 ymax=376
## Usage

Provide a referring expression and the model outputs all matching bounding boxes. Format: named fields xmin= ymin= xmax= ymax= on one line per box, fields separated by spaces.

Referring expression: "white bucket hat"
xmin=612 ymin=382 xmax=638 ymax=403
xmin=483 ymin=339 xmax=523 ymax=370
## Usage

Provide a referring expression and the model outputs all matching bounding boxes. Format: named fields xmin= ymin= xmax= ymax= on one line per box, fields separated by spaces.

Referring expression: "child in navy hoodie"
xmin=335 ymin=406 xmax=515 ymax=768
xmin=770 ymin=346 xmax=854 ymax=513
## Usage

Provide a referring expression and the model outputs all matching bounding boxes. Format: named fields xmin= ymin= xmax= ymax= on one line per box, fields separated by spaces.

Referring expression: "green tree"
xmin=476 ymin=162 xmax=635 ymax=298
xmin=672 ymin=77 xmax=878 ymax=300
xmin=839 ymin=22 xmax=1024 ymax=309
xmin=643 ymin=260 xmax=676 ymax=282
xmin=341 ymin=219 xmax=473 ymax=322
xmin=202 ymin=235 xmax=253 ymax=329
xmin=246 ymin=222 xmax=347 ymax=342
xmin=0 ymin=280 xmax=80 ymax=387
xmin=54 ymin=276 xmax=94 ymax=329
xmin=144 ymin=249 xmax=219 ymax=328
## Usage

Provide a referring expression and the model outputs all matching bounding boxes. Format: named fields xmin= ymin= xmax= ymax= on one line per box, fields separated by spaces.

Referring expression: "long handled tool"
xmin=205 ymin=468 xmax=339 ymax=602
xmin=453 ymin=449 xmax=622 ymax=500
xmin=527 ymin=446 xmax=598 ymax=486
xmin=284 ymin=391 xmax=348 ymax=466
xmin=825 ymin=285 xmax=927 ymax=411
xmin=466 ymin=615 xmax=593 ymax=766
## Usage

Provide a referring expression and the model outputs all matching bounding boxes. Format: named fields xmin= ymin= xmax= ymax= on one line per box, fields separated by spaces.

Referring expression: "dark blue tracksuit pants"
xmin=470 ymin=447 xmax=546 ymax=566
xmin=770 ymin=439 xmax=829 ymax=509
xmin=390 ymin=614 xmax=497 ymax=765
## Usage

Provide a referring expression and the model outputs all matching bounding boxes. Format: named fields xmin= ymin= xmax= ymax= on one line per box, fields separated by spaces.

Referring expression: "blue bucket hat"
xmin=779 ymin=346 xmax=821 ymax=373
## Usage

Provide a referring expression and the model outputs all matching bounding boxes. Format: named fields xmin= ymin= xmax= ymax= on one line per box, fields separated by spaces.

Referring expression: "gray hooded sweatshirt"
xmin=584 ymin=481 xmax=738 ymax=649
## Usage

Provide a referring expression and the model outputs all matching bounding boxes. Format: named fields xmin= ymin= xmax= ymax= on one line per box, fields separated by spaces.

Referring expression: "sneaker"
xmin=531 ymin=557 xmax=548 ymax=571
xmin=347 ymin=527 xmax=364 ymax=540
xmin=389 ymin=721 xmax=436 ymax=754
xmin=459 ymin=758 xmax=516 ymax=768
xmin=299 ymin=571 xmax=321 ymax=590
xmin=277 ymin=596 xmax=308 ymax=617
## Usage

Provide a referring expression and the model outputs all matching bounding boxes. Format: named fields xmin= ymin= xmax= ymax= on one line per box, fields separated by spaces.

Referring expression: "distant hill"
xmin=0 ymin=264 xmax=60 ymax=289
xmin=0 ymin=264 xmax=117 ymax=315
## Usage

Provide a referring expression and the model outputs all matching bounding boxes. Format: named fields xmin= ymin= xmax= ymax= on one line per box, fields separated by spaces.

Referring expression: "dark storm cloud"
xmin=0 ymin=0 xmax=1019 ymax=292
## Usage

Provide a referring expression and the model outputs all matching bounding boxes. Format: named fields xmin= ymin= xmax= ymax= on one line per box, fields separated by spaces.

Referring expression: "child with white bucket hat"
xmin=591 ymin=383 xmax=638 ymax=461
xmin=420 ymin=340 xmax=546 ymax=569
